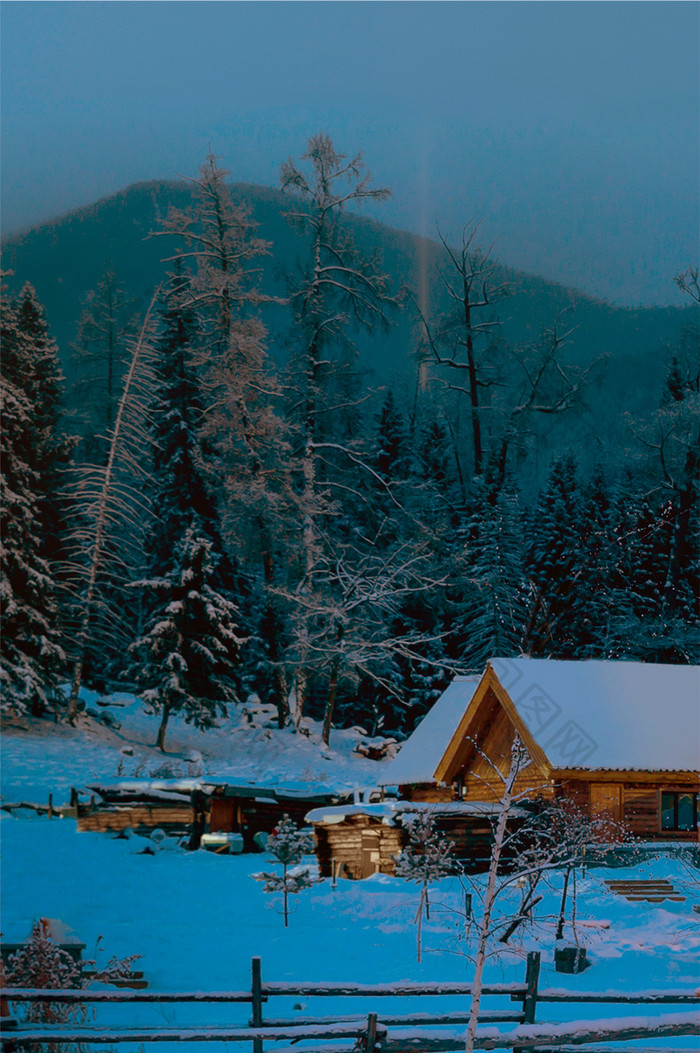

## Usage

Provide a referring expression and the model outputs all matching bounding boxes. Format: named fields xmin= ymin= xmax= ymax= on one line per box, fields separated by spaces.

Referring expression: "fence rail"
xmin=2 ymin=952 xmax=700 ymax=1051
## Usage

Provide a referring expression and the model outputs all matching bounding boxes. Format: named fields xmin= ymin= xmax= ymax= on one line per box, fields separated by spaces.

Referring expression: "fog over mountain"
xmin=2 ymin=2 xmax=697 ymax=307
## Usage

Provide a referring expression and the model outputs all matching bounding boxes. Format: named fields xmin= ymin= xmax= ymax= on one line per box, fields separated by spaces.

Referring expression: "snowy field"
xmin=2 ymin=692 xmax=699 ymax=1048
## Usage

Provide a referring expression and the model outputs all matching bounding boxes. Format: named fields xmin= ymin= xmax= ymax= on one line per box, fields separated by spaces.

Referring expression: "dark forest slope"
xmin=2 ymin=179 xmax=695 ymax=475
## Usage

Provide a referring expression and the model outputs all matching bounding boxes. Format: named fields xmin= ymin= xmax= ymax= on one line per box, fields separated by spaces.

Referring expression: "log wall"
xmin=77 ymin=805 xmax=194 ymax=834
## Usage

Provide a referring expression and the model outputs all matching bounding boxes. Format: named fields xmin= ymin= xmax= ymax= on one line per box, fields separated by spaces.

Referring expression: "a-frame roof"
xmin=381 ymin=659 xmax=700 ymax=786
xmin=379 ymin=676 xmax=479 ymax=786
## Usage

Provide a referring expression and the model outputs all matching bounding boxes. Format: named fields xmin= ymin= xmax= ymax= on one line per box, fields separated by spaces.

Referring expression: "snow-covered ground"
xmin=1 ymin=690 xmax=394 ymax=800
xmin=2 ymin=691 xmax=699 ymax=1048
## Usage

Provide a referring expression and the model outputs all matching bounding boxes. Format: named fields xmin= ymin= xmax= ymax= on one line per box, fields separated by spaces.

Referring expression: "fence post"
xmin=522 ymin=951 xmax=540 ymax=1024
xmin=364 ymin=1011 xmax=378 ymax=1053
xmin=251 ymin=955 xmax=263 ymax=1053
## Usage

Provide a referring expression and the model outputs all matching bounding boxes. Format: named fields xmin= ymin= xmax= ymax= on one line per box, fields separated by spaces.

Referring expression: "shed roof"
xmin=305 ymin=800 xmax=531 ymax=825
xmin=380 ymin=660 xmax=700 ymax=784
xmin=378 ymin=676 xmax=479 ymax=785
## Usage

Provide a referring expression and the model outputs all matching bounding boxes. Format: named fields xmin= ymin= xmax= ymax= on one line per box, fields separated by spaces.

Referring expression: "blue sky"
xmin=2 ymin=1 xmax=698 ymax=305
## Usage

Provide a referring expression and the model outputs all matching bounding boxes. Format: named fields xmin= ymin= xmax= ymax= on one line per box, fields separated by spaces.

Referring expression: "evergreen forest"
xmin=2 ymin=136 xmax=698 ymax=745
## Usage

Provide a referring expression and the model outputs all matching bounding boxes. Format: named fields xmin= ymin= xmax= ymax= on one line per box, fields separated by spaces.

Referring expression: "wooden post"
xmin=331 ymin=858 xmax=337 ymax=889
xmin=251 ymin=956 xmax=263 ymax=1053
xmin=513 ymin=952 xmax=540 ymax=1053
xmin=48 ymin=793 xmax=54 ymax=819
xmin=464 ymin=892 xmax=472 ymax=920
xmin=364 ymin=1011 xmax=378 ymax=1053
xmin=522 ymin=950 xmax=540 ymax=1022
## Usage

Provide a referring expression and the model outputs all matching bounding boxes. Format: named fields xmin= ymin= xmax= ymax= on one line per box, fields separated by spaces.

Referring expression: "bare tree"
xmin=460 ymin=738 xmax=629 ymax=1052
xmin=415 ymin=225 xmax=511 ymax=480
xmin=64 ymin=292 xmax=159 ymax=722
xmin=279 ymin=133 xmax=399 ymax=722
xmin=155 ymin=156 xmax=294 ymax=726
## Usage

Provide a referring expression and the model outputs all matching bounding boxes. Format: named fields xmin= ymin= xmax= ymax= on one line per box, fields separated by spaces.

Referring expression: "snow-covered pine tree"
xmin=12 ymin=284 xmax=74 ymax=562
xmin=0 ymin=283 xmax=67 ymax=715
xmin=375 ymin=390 xmax=409 ymax=482
xmin=131 ymin=529 xmax=244 ymax=751
xmin=129 ymin=274 xmax=249 ymax=749
xmin=567 ymin=463 xmax=615 ymax=656
xmin=395 ymin=810 xmax=455 ymax=961
xmin=253 ymin=814 xmax=315 ymax=927
xmin=460 ymin=482 xmax=529 ymax=671
xmin=156 ymin=158 xmax=291 ymax=728
xmin=524 ymin=454 xmax=581 ymax=656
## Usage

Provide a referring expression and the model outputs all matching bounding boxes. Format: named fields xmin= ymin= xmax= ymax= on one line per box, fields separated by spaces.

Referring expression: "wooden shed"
xmin=305 ymin=800 xmax=531 ymax=879
xmin=380 ymin=659 xmax=700 ymax=842
xmin=78 ymin=779 xmax=345 ymax=849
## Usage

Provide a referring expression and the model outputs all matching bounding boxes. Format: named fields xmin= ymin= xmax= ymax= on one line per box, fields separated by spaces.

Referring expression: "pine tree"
xmin=157 ymin=159 xmax=291 ymax=727
xmin=375 ymin=390 xmax=409 ymax=482
xmin=131 ymin=530 xmax=244 ymax=751
xmin=0 ymin=283 xmax=67 ymax=715
xmin=461 ymin=483 xmax=529 ymax=670
xmin=253 ymin=814 xmax=315 ymax=927
xmin=567 ymin=463 xmax=615 ymax=657
xmin=70 ymin=270 xmax=137 ymax=458
xmin=524 ymin=454 xmax=581 ymax=655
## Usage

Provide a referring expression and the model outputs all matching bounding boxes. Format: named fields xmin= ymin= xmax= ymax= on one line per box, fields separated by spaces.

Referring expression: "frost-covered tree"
xmin=253 ymin=814 xmax=315 ymax=927
xmin=280 ymin=133 xmax=398 ymax=721
xmin=395 ymin=810 xmax=455 ymax=961
xmin=64 ymin=295 xmax=159 ymax=720
xmin=6 ymin=917 xmax=140 ymax=1038
xmin=130 ymin=530 xmax=244 ymax=751
xmin=156 ymin=159 xmax=291 ymax=726
xmin=12 ymin=283 xmax=74 ymax=561
xmin=0 ymin=283 xmax=67 ymax=715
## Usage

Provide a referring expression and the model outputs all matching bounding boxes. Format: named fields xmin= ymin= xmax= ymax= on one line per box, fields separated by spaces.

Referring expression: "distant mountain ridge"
xmin=2 ymin=179 xmax=696 ymax=472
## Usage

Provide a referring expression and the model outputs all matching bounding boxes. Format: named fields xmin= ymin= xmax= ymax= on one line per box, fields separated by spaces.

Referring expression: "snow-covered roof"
xmin=89 ymin=778 xmax=343 ymax=802
xmin=488 ymin=657 xmax=700 ymax=772
xmin=305 ymin=800 xmax=530 ymax=825
xmin=378 ymin=676 xmax=480 ymax=786
xmin=378 ymin=661 xmax=700 ymax=785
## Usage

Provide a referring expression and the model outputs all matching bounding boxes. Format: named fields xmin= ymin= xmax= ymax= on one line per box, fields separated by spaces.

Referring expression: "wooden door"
xmin=361 ymin=830 xmax=381 ymax=879
xmin=590 ymin=783 xmax=621 ymax=821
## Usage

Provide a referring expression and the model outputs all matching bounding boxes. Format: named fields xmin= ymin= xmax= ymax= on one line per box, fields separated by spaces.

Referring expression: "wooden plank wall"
xmin=77 ymin=805 xmax=194 ymax=834
xmin=314 ymin=817 xmax=404 ymax=880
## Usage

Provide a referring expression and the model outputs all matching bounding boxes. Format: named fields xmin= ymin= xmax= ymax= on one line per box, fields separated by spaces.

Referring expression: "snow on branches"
xmin=253 ymin=814 xmax=316 ymax=927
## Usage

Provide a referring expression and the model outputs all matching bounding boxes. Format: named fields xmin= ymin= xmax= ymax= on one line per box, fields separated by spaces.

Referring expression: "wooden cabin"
xmin=305 ymin=800 xmax=531 ymax=879
xmin=380 ymin=659 xmax=700 ymax=843
xmin=77 ymin=779 xmax=345 ymax=849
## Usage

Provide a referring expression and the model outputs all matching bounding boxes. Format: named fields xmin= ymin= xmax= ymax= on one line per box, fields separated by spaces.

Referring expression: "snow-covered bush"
xmin=5 ymin=918 xmax=140 ymax=1043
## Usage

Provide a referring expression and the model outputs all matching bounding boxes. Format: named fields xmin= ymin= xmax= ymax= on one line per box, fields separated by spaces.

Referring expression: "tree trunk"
xmin=155 ymin=704 xmax=171 ymax=752
xmin=464 ymin=740 xmax=522 ymax=1053
xmin=463 ymin=285 xmax=483 ymax=478
xmin=556 ymin=865 xmax=572 ymax=941
xmin=321 ymin=626 xmax=343 ymax=746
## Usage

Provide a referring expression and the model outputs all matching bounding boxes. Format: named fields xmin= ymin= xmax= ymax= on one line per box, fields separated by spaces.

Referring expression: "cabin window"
xmin=661 ymin=791 xmax=698 ymax=832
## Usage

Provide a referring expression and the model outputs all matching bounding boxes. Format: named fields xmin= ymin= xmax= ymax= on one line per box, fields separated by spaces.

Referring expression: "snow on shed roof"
xmin=378 ymin=676 xmax=479 ymax=786
xmin=488 ymin=657 xmax=700 ymax=772
xmin=305 ymin=800 xmax=531 ymax=825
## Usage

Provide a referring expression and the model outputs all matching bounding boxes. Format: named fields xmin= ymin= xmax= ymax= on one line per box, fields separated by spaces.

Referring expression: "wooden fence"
xmin=2 ymin=953 xmax=699 ymax=1050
